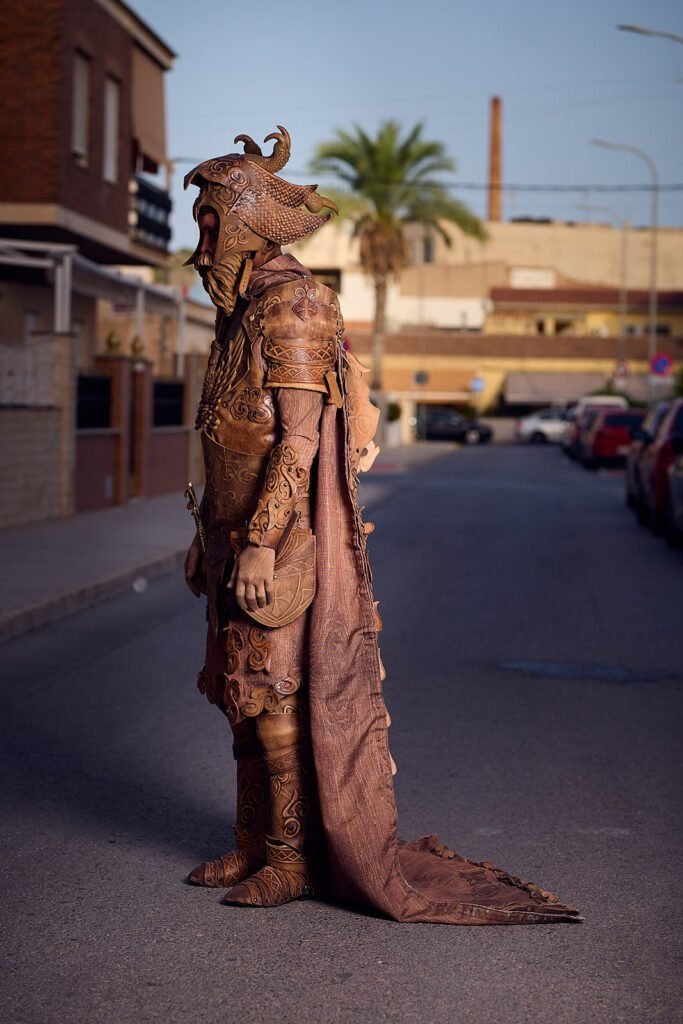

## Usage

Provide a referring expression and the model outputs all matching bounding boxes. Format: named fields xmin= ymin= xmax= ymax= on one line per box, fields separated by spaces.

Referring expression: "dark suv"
xmin=419 ymin=405 xmax=493 ymax=444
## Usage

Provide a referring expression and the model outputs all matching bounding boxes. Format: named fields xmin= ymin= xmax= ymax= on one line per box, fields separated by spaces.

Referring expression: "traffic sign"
xmin=469 ymin=374 xmax=485 ymax=393
xmin=650 ymin=353 xmax=673 ymax=377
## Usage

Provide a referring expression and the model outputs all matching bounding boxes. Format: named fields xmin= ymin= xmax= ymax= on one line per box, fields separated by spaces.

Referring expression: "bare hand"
xmin=184 ymin=534 xmax=206 ymax=597
xmin=228 ymin=544 xmax=275 ymax=613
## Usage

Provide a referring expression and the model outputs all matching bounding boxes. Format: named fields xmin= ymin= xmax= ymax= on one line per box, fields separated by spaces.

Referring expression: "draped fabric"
xmin=308 ymin=402 xmax=581 ymax=925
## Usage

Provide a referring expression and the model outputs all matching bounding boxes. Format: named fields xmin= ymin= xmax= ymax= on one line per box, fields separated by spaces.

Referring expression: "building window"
xmin=310 ymin=269 xmax=341 ymax=293
xmin=24 ymin=310 xmax=40 ymax=341
xmin=73 ymin=319 xmax=88 ymax=368
xmin=103 ymin=77 xmax=120 ymax=184
xmin=72 ymin=52 xmax=90 ymax=166
xmin=423 ymin=234 xmax=435 ymax=264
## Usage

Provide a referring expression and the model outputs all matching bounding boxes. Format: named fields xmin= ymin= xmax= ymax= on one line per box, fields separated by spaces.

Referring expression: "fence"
xmin=0 ymin=339 xmax=59 ymax=408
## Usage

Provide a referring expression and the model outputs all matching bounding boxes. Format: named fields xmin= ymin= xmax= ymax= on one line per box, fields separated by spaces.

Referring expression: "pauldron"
xmin=247 ymin=442 xmax=309 ymax=548
xmin=257 ymin=279 xmax=339 ymax=396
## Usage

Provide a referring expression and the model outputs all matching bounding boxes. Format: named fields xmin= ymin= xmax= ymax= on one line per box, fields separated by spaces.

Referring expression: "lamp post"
xmin=576 ymin=202 xmax=629 ymax=365
xmin=617 ymin=24 xmax=683 ymax=47
xmin=590 ymin=139 xmax=659 ymax=393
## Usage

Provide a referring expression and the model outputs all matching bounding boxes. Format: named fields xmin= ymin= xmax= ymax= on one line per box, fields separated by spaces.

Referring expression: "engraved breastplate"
xmin=201 ymin=328 xmax=279 ymax=558
xmin=208 ymin=336 xmax=277 ymax=456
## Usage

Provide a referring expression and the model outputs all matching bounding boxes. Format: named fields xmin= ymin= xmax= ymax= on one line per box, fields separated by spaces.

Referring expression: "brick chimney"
xmin=487 ymin=96 xmax=503 ymax=223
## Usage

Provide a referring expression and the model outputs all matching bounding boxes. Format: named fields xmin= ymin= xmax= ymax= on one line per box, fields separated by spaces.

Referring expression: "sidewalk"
xmin=0 ymin=442 xmax=451 ymax=641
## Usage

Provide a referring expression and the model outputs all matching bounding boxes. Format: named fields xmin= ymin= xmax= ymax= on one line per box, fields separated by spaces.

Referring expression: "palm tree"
xmin=311 ymin=121 xmax=486 ymax=390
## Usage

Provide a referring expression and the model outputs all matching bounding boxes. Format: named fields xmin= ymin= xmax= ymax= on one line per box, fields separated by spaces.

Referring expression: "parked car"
xmin=567 ymin=405 xmax=611 ymax=461
xmin=572 ymin=394 xmax=628 ymax=417
xmin=515 ymin=407 xmax=567 ymax=444
xmin=580 ymin=408 xmax=647 ymax=469
xmin=625 ymin=402 xmax=670 ymax=509
xmin=665 ymin=437 xmax=683 ymax=548
xmin=420 ymin=405 xmax=493 ymax=444
xmin=562 ymin=396 xmax=627 ymax=457
xmin=636 ymin=398 xmax=683 ymax=533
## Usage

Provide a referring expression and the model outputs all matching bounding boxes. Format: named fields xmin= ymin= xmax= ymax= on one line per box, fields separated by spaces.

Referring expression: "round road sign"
xmin=650 ymin=353 xmax=673 ymax=377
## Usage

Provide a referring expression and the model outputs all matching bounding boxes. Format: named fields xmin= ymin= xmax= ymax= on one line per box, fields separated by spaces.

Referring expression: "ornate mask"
xmin=184 ymin=126 xmax=337 ymax=268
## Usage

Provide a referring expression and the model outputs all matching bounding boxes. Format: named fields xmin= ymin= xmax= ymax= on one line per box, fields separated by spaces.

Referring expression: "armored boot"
xmin=188 ymin=719 xmax=268 ymax=887
xmin=223 ymin=705 xmax=314 ymax=907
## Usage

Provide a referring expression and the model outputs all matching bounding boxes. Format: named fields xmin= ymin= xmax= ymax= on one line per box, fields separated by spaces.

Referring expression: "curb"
xmin=0 ymin=548 xmax=186 ymax=643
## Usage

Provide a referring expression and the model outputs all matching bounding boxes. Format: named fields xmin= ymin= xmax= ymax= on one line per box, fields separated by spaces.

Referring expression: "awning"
xmin=504 ymin=371 xmax=607 ymax=404
xmin=72 ymin=254 xmax=179 ymax=317
xmin=132 ymin=46 xmax=167 ymax=169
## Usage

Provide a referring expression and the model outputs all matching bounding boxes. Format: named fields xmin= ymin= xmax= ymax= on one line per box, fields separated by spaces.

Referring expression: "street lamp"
xmin=576 ymin=202 xmax=629 ymax=366
xmin=590 ymin=139 xmax=659 ymax=390
xmin=617 ymin=24 xmax=683 ymax=47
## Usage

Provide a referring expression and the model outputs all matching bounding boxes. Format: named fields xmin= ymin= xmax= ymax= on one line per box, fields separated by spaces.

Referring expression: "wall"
xmin=146 ymin=428 xmax=190 ymax=497
xmin=0 ymin=281 xmax=97 ymax=369
xmin=290 ymin=220 xmax=683 ymax=303
xmin=0 ymin=0 xmax=62 ymax=205
xmin=59 ymin=0 xmax=132 ymax=236
xmin=0 ymin=408 xmax=63 ymax=527
xmin=75 ymin=430 xmax=118 ymax=511
xmin=349 ymin=329 xmax=683 ymax=412
xmin=0 ymin=0 xmax=133 ymax=236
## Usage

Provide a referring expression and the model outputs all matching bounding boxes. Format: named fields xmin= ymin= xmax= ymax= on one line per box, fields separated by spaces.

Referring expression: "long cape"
xmin=309 ymin=399 xmax=581 ymax=925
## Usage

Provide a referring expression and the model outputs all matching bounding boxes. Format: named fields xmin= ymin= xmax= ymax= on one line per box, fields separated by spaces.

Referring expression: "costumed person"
xmin=183 ymin=126 xmax=580 ymax=924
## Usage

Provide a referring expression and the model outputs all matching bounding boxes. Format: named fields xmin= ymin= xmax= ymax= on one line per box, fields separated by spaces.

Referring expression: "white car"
xmin=516 ymin=407 xmax=568 ymax=444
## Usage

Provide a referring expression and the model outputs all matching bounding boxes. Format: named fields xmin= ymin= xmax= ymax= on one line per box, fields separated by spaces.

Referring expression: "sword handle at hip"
xmin=185 ymin=482 xmax=207 ymax=553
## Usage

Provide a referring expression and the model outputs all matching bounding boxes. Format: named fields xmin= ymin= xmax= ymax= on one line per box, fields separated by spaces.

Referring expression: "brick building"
xmin=0 ymin=0 xmax=210 ymax=528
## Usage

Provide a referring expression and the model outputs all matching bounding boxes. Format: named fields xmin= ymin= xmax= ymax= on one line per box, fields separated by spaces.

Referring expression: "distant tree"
xmin=311 ymin=121 xmax=486 ymax=390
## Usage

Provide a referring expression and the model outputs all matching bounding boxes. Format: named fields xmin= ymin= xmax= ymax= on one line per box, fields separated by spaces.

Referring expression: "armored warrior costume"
xmin=184 ymin=126 xmax=580 ymax=923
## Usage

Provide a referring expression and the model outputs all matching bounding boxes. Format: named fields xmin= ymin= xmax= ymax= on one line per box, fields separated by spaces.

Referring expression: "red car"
xmin=637 ymin=397 xmax=683 ymax=533
xmin=570 ymin=406 xmax=610 ymax=461
xmin=582 ymin=408 xmax=647 ymax=469
xmin=625 ymin=402 xmax=670 ymax=509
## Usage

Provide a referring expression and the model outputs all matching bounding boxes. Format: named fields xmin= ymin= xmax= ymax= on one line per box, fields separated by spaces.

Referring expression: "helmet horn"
xmin=236 ymin=125 xmax=291 ymax=173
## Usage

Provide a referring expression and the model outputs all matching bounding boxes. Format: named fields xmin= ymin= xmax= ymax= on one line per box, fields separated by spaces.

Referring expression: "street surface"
xmin=2 ymin=446 xmax=681 ymax=1024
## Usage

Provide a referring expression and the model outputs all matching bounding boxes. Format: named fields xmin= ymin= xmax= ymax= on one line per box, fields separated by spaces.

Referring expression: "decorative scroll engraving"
xmin=196 ymin=326 xmax=249 ymax=432
xmin=222 ymin=386 xmax=274 ymax=423
xmin=240 ymin=676 xmax=301 ymax=718
xmin=202 ymin=436 xmax=266 ymax=521
xmin=291 ymin=285 xmax=320 ymax=322
xmin=225 ymin=627 xmax=244 ymax=674
xmin=247 ymin=627 xmax=272 ymax=673
xmin=247 ymin=443 xmax=309 ymax=547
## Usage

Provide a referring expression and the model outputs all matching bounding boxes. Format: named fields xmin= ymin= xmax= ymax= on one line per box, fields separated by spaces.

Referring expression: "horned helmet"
xmin=184 ymin=126 xmax=337 ymax=267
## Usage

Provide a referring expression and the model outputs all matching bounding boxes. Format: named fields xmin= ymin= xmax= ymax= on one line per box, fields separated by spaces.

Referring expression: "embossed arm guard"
xmin=246 ymin=440 xmax=310 ymax=548
xmin=247 ymin=280 xmax=339 ymax=549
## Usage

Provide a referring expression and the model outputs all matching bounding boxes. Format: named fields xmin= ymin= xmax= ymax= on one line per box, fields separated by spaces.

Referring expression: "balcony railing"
xmin=129 ymin=175 xmax=172 ymax=252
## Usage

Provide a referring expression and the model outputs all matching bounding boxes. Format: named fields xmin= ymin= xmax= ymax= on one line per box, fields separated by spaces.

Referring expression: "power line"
xmin=286 ymin=173 xmax=683 ymax=194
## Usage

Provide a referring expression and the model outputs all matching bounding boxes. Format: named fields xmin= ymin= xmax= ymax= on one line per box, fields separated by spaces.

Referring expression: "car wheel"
xmin=664 ymin=504 xmax=681 ymax=550
xmin=530 ymin=431 xmax=547 ymax=444
xmin=651 ymin=505 xmax=666 ymax=537
xmin=465 ymin=428 xmax=481 ymax=445
xmin=636 ymin=496 xmax=650 ymax=528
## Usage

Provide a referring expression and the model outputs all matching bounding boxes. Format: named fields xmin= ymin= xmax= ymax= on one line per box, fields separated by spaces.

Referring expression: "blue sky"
xmin=132 ymin=0 xmax=683 ymax=249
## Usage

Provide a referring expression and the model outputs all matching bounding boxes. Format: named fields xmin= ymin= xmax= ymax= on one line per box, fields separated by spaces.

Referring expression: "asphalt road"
xmin=2 ymin=446 xmax=682 ymax=1024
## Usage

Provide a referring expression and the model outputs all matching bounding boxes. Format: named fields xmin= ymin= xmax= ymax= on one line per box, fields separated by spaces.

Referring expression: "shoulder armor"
xmin=259 ymin=279 xmax=340 ymax=393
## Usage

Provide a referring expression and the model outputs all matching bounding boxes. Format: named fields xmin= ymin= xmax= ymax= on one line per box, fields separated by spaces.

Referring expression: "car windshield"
xmin=604 ymin=412 xmax=645 ymax=427
xmin=643 ymin=404 xmax=668 ymax=435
